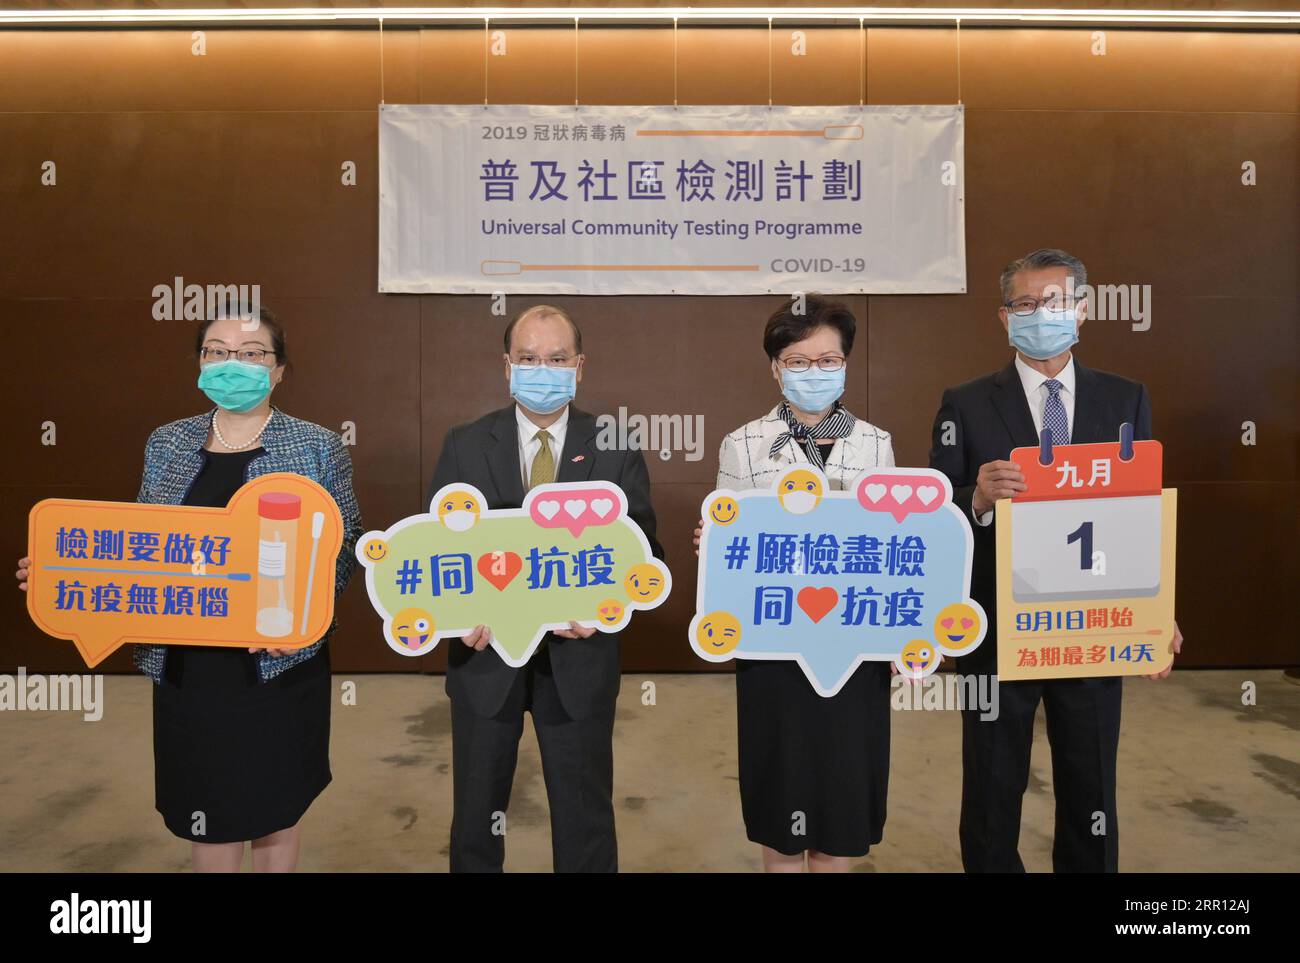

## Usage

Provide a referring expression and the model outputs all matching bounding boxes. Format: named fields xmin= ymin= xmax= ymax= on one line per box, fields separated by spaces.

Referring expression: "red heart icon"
xmin=796 ymin=586 xmax=839 ymax=624
xmin=477 ymin=551 xmax=522 ymax=592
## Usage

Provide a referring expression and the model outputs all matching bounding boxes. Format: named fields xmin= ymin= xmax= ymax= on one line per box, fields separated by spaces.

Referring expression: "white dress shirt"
xmin=516 ymin=403 xmax=569 ymax=489
xmin=1015 ymin=353 xmax=1076 ymax=441
xmin=973 ymin=354 xmax=1076 ymax=526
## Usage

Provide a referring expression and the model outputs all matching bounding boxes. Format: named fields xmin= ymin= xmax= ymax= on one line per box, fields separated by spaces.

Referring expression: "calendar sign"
xmin=692 ymin=466 xmax=986 ymax=696
xmin=995 ymin=426 xmax=1177 ymax=680
xmin=26 ymin=474 xmax=345 ymax=668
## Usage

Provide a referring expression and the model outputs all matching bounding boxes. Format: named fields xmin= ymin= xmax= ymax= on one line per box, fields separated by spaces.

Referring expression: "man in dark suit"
xmin=428 ymin=304 xmax=662 ymax=873
xmin=929 ymin=248 xmax=1183 ymax=873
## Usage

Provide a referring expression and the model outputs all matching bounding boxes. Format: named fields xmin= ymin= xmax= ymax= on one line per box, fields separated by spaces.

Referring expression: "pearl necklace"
xmin=211 ymin=409 xmax=273 ymax=451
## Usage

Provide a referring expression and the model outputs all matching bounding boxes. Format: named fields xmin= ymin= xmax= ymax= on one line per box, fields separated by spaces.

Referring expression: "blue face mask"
xmin=780 ymin=366 xmax=846 ymax=414
xmin=510 ymin=364 xmax=577 ymax=415
xmin=1008 ymin=306 xmax=1079 ymax=361
xmin=197 ymin=360 xmax=272 ymax=413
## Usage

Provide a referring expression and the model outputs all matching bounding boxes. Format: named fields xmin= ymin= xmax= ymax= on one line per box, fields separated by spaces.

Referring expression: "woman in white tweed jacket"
xmin=716 ymin=399 xmax=895 ymax=493
xmin=702 ymin=295 xmax=896 ymax=873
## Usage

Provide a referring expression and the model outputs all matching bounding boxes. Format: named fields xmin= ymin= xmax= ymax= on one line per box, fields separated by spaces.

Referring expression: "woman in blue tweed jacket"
xmin=144 ymin=308 xmax=361 ymax=871
xmin=21 ymin=307 xmax=362 ymax=872
xmin=132 ymin=383 xmax=361 ymax=687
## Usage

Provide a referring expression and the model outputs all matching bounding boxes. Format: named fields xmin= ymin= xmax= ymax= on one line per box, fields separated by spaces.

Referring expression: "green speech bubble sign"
xmin=357 ymin=482 xmax=669 ymax=665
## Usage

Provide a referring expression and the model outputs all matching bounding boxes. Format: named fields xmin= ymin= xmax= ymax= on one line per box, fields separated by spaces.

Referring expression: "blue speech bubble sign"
xmin=691 ymin=466 xmax=986 ymax=696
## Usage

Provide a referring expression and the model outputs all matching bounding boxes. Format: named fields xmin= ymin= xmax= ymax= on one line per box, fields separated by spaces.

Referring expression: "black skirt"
xmin=153 ymin=644 xmax=332 ymax=843
xmin=151 ymin=446 xmax=331 ymax=844
xmin=736 ymin=659 xmax=891 ymax=857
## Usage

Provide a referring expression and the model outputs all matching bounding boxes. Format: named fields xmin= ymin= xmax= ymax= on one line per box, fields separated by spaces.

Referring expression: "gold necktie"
xmin=530 ymin=429 xmax=555 ymax=489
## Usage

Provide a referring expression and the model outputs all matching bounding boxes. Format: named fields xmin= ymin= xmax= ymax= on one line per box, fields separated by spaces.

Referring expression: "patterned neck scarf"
xmin=770 ymin=401 xmax=856 ymax=470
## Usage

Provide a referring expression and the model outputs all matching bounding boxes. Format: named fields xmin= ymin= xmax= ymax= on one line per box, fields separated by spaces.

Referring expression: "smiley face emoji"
xmin=695 ymin=611 xmax=742 ymax=655
xmin=390 ymin=607 xmax=435 ymax=652
xmin=898 ymin=639 xmax=936 ymax=677
xmin=708 ymin=495 xmax=739 ymax=526
xmin=437 ymin=490 xmax=482 ymax=533
xmin=623 ymin=563 xmax=665 ymax=604
xmin=934 ymin=602 xmax=982 ymax=652
xmin=777 ymin=469 xmax=823 ymax=515
xmin=596 ymin=598 xmax=625 ymax=627
xmin=362 ymin=537 xmax=388 ymax=562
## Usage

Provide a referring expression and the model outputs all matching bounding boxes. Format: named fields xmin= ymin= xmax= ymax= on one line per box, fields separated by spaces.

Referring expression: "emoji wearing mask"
xmin=777 ymin=469 xmax=823 ymax=515
xmin=437 ymin=490 xmax=482 ymax=533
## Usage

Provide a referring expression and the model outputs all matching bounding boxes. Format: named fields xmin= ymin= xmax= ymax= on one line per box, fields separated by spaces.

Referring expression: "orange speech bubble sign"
xmin=26 ymin=473 xmax=344 ymax=668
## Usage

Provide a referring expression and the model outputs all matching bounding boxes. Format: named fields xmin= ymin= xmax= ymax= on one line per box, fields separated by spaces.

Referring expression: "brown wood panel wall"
xmin=1 ymin=25 xmax=1296 ymax=674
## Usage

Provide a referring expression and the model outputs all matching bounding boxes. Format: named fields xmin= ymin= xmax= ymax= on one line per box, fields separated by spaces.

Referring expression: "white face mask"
xmin=781 ymin=490 xmax=818 ymax=515
xmin=443 ymin=510 xmax=476 ymax=533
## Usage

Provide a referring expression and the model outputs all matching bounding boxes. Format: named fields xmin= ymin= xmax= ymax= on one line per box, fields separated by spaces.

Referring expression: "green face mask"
xmin=197 ymin=360 xmax=272 ymax=412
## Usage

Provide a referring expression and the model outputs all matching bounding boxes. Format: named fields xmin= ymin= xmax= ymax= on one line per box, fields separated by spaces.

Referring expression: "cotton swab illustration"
xmin=299 ymin=512 xmax=325 ymax=635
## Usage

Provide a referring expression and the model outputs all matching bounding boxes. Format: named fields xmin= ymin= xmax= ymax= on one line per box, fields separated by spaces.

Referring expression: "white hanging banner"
xmin=378 ymin=104 xmax=966 ymax=296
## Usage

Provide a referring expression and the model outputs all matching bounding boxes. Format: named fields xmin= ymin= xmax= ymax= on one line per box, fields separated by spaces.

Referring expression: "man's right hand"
xmin=15 ymin=556 xmax=29 ymax=592
xmin=461 ymin=624 xmax=492 ymax=650
xmin=692 ymin=518 xmax=703 ymax=557
xmin=972 ymin=460 xmax=1027 ymax=516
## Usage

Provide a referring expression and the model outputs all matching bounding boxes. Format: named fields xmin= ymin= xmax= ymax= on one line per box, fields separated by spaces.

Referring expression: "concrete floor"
xmin=1 ymin=670 xmax=1297 ymax=872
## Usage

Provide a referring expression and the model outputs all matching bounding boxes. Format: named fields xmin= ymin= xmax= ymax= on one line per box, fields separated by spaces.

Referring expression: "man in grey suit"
xmin=428 ymin=304 xmax=662 ymax=873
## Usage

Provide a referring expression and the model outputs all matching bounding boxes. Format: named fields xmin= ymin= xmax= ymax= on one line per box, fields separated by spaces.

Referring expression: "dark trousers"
xmin=448 ymin=644 xmax=617 ymax=873
xmin=960 ymin=676 xmax=1122 ymax=873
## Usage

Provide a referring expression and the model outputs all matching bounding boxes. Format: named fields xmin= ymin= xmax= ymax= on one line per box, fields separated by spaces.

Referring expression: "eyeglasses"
xmin=200 ymin=346 xmax=275 ymax=364
xmin=779 ymin=356 xmax=845 ymax=373
xmin=1004 ymin=294 xmax=1079 ymax=317
xmin=512 ymin=353 xmax=580 ymax=368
